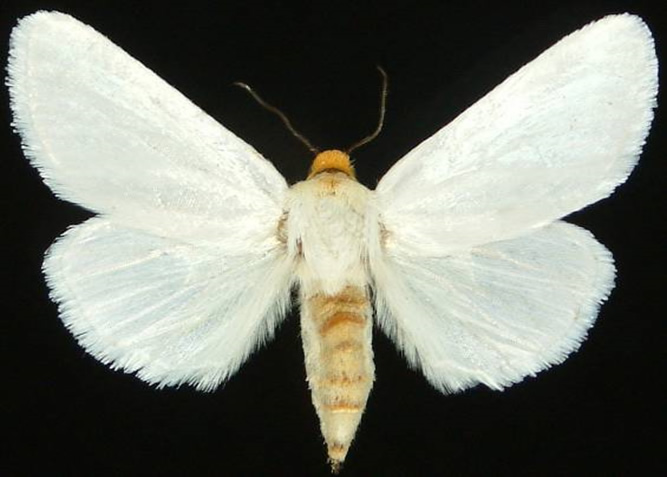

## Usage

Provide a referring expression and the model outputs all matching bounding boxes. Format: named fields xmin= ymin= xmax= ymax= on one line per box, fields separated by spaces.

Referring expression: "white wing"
xmin=375 ymin=15 xmax=657 ymax=256
xmin=8 ymin=12 xmax=295 ymax=389
xmin=8 ymin=11 xmax=287 ymax=248
xmin=46 ymin=218 xmax=293 ymax=391
xmin=371 ymin=222 xmax=614 ymax=392
xmin=369 ymin=15 xmax=657 ymax=391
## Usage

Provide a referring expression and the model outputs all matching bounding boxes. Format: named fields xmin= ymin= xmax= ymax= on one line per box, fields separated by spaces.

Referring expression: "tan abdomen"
xmin=300 ymin=285 xmax=374 ymax=472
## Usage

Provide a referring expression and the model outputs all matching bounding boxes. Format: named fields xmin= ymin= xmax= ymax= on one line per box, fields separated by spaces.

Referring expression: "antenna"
xmin=346 ymin=66 xmax=388 ymax=154
xmin=233 ymin=81 xmax=320 ymax=154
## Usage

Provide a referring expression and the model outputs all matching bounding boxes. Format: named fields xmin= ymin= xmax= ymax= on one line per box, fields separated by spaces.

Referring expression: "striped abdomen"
xmin=300 ymin=285 xmax=374 ymax=472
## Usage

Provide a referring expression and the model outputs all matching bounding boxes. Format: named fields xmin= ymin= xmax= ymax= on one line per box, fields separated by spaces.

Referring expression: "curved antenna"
xmin=346 ymin=66 xmax=388 ymax=154
xmin=234 ymin=82 xmax=320 ymax=154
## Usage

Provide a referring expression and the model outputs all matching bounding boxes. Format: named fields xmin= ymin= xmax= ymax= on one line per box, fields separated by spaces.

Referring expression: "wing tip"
xmin=12 ymin=10 xmax=79 ymax=32
xmin=581 ymin=13 xmax=658 ymax=91
xmin=6 ymin=11 xmax=75 ymax=200
xmin=588 ymin=13 xmax=660 ymax=196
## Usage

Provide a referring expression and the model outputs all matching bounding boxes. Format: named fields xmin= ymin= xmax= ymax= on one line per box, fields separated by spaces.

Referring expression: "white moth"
xmin=7 ymin=11 xmax=658 ymax=471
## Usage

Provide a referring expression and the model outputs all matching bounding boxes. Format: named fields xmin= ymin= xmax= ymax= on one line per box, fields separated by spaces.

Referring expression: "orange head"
xmin=308 ymin=150 xmax=355 ymax=179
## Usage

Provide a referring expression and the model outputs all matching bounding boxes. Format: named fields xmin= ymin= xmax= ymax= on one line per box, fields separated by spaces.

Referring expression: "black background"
xmin=2 ymin=0 xmax=665 ymax=476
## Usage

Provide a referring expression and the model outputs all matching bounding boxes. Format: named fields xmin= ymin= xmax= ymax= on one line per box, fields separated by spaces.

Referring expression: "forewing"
xmin=45 ymin=218 xmax=294 ymax=391
xmin=8 ymin=11 xmax=287 ymax=247
xmin=370 ymin=222 xmax=614 ymax=392
xmin=376 ymin=15 xmax=657 ymax=255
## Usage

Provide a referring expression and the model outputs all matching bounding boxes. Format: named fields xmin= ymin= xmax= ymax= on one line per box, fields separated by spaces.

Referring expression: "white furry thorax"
xmin=286 ymin=171 xmax=372 ymax=297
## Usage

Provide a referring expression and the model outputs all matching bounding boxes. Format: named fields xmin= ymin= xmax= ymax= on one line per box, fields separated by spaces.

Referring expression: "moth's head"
xmin=308 ymin=149 xmax=355 ymax=179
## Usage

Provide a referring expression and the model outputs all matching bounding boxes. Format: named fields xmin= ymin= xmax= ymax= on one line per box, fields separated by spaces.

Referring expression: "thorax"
xmin=285 ymin=172 xmax=371 ymax=296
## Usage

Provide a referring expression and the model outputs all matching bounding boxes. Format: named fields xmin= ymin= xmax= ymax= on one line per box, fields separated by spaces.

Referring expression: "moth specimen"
xmin=7 ymin=12 xmax=657 ymax=470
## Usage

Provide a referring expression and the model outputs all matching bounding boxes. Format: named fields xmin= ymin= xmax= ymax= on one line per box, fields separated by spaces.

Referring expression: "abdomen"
xmin=300 ymin=285 xmax=374 ymax=471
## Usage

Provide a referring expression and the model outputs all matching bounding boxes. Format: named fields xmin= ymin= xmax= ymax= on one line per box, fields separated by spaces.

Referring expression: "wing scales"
xmin=371 ymin=222 xmax=614 ymax=392
xmin=8 ymin=11 xmax=296 ymax=390
xmin=45 ymin=218 xmax=294 ymax=390
xmin=376 ymin=15 xmax=657 ymax=256
xmin=8 ymin=11 xmax=286 ymax=247
xmin=370 ymin=15 xmax=656 ymax=391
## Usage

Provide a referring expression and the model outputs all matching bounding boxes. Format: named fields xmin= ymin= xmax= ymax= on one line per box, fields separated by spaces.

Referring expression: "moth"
xmin=7 ymin=11 xmax=658 ymax=471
